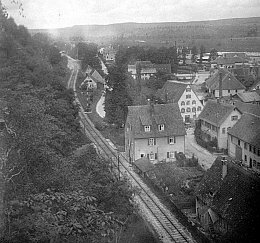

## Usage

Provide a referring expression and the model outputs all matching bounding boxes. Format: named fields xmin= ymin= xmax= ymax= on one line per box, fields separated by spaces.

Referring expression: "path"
xmin=96 ymin=93 xmax=106 ymax=118
xmin=185 ymin=128 xmax=217 ymax=170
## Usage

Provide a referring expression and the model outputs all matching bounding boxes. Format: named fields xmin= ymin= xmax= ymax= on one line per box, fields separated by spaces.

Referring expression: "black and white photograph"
xmin=1 ymin=0 xmax=260 ymax=242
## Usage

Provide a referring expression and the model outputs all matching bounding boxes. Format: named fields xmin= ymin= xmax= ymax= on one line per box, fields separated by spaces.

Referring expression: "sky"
xmin=2 ymin=0 xmax=260 ymax=29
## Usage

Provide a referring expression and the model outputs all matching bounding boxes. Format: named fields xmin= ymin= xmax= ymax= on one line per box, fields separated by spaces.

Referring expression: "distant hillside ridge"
xmin=30 ymin=17 xmax=260 ymax=52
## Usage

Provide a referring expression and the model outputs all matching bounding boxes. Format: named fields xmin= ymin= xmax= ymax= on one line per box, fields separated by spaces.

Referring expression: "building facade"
xmin=125 ymin=103 xmax=186 ymax=164
xmin=228 ymin=113 xmax=260 ymax=172
xmin=198 ymin=100 xmax=242 ymax=149
xmin=157 ymin=81 xmax=203 ymax=122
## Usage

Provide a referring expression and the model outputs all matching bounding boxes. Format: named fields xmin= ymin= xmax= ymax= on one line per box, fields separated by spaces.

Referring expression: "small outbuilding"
xmin=133 ymin=157 xmax=155 ymax=177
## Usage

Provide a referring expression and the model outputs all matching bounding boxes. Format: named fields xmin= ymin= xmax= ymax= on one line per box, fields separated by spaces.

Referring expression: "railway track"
xmin=67 ymin=61 xmax=195 ymax=243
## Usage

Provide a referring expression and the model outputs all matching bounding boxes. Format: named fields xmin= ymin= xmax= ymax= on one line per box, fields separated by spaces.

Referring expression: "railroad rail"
xmin=67 ymin=61 xmax=195 ymax=243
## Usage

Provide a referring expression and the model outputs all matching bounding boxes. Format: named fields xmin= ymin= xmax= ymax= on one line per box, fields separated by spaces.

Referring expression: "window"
xmin=192 ymin=107 xmax=196 ymax=112
xmin=186 ymin=107 xmax=191 ymax=112
xmin=257 ymin=162 xmax=260 ymax=169
xmin=231 ymin=115 xmax=238 ymax=121
xmin=249 ymin=145 xmax=252 ymax=152
xmin=168 ymin=137 xmax=176 ymax=144
xmin=186 ymin=101 xmax=190 ymax=105
xmin=228 ymin=89 xmax=230 ymax=93
xmin=235 ymin=90 xmax=238 ymax=93
xmin=144 ymin=125 xmax=150 ymax=132
xmin=186 ymin=88 xmax=191 ymax=92
xmin=250 ymin=158 xmax=252 ymax=167
xmin=149 ymin=152 xmax=156 ymax=160
xmin=186 ymin=94 xmax=191 ymax=99
xmin=253 ymin=160 xmax=256 ymax=167
xmin=222 ymin=128 xmax=225 ymax=134
xmin=238 ymin=139 xmax=240 ymax=146
xmin=197 ymin=106 xmax=202 ymax=111
xmin=181 ymin=108 xmax=185 ymax=113
xmin=148 ymin=138 xmax=155 ymax=146
xmin=253 ymin=147 xmax=256 ymax=154
xmin=169 ymin=152 xmax=175 ymax=158
xmin=244 ymin=155 xmax=247 ymax=162
xmin=258 ymin=149 xmax=260 ymax=156
xmin=192 ymin=100 xmax=196 ymax=105
xmin=244 ymin=143 xmax=247 ymax=150
xmin=181 ymin=101 xmax=185 ymax=106
xmin=167 ymin=152 xmax=175 ymax=159
xmin=140 ymin=153 xmax=145 ymax=158
xmin=227 ymin=127 xmax=231 ymax=132
xmin=158 ymin=124 xmax=164 ymax=131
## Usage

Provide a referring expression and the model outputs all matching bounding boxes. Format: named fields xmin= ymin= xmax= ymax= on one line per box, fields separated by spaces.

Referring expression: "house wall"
xmin=178 ymin=86 xmax=203 ymax=122
xmin=228 ymin=134 xmax=260 ymax=172
xmin=218 ymin=109 xmax=241 ymax=149
xmin=200 ymin=109 xmax=241 ymax=149
xmin=213 ymin=88 xmax=244 ymax=98
xmin=127 ymin=136 xmax=185 ymax=163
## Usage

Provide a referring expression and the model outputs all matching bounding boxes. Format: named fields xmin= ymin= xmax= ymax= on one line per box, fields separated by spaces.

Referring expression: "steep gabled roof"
xmin=196 ymin=157 xmax=260 ymax=232
xmin=228 ymin=113 xmax=260 ymax=148
xmin=233 ymin=101 xmax=260 ymax=117
xmin=198 ymin=100 xmax=238 ymax=127
xmin=237 ymin=91 xmax=260 ymax=103
xmin=206 ymin=69 xmax=245 ymax=91
xmin=157 ymin=81 xmax=187 ymax=103
xmin=126 ymin=103 xmax=186 ymax=139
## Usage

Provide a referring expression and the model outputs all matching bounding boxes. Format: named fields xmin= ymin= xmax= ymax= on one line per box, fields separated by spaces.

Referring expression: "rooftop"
xmin=126 ymin=103 xmax=186 ymax=139
xmin=236 ymin=91 xmax=260 ymax=103
xmin=196 ymin=157 xmax=260 ymax=232
xmin=206 ymin=69 xmax=246 ymax=91
xmin=198 ymin=100 xmax=239 ymax=127
xmin=228 ymin=113 xmax=260 ymax=148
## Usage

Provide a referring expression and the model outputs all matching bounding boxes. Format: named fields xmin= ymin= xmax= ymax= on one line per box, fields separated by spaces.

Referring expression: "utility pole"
xmin=117 ymin=151 xmax=120 ymax=180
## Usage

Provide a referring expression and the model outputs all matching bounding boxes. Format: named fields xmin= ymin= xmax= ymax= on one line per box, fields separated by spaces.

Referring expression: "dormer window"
xmin=158 ymin=124 xmax=164 ymax=131
xmin=144 ymin=125 xmax=150 ymax=132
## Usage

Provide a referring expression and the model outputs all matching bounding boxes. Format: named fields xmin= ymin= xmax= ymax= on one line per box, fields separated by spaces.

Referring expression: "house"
xmin=174 ymin=69 xmax=195 ymax=81
xmin=206 ymin=69 xmax=245 ymax=98
xmin=228 ymin=113 xmax=260 ymax=172
xmin=233 ymin=91 xmax=260 ymax=105
xmin=250 ymin=80 xmax=260 ymax=90
xmin=125 ymin=103 xmax=186 ymax=164
xmin=133 ymin=157 xmax=155 ymax=177
xmin=157 ymin=81 xmax=203 ymax=123
xmin=195 ymin=156 xmax=260 ymax=242
xmin=128 ymin=61 xmax=171 ymax=80
xmin=210 ymin=56 xmax=248 ymax=69
xmin=198 ymin=100 xmax=242 ymax=149
xmin=81 ymin=66 xmax=105 ymax=90
xmin=102 ymin=46 xmax=116 ymax=62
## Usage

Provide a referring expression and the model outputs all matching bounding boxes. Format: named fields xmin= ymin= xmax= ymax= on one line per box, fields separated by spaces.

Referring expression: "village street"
xmin=185 ymin=128 xmax=217 ymax=170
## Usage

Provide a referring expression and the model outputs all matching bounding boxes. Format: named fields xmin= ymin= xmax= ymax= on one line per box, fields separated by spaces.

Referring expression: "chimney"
xmin=221 ymin=157 xmax=228 ymax=179
xmin=219 ymin=70 xmax=223 ymax=99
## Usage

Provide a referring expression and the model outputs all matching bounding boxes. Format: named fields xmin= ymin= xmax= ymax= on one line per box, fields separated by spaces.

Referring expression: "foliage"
xmin=77 ymin=42 xmax=101 ymax=71
xmin=104 ymin=65 xmax=132 ymax=127
xmin=0 ymin=6 xmax=135 ymax=242
xmin=209 ymin=48 xmax=218 ymax=61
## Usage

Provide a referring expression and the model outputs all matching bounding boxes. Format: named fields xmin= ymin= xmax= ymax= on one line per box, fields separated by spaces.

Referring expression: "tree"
xmin=105 ymin=65 xmax=132 ymax=127
xmin=209 ymin=48 xmax=218 ymax=62
xmin=191 ymin=46 xmax=198 ymax=63
xmin=199 ymin=45 xmax=205 ymax=64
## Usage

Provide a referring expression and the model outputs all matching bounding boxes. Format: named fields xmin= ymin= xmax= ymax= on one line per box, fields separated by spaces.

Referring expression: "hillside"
xmin=29 ymin=17 xmax=260 ymax=51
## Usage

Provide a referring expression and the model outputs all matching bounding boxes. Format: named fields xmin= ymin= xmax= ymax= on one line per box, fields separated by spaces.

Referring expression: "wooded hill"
xmin=30 ymin=17 xmax=260 ymax=51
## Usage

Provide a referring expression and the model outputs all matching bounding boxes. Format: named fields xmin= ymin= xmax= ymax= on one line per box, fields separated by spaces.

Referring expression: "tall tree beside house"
xmin=208 ymin=48 xmax=218 ymax=62
xmin=182 ymin=46 xmax=188 ymax=65
xmin=105 ymin=65 xmax=132 ymax=127
xmin=191 ymin=46 xmax=198 ymax=63
xmin=199 ymin=45 xmax=205 ymax=64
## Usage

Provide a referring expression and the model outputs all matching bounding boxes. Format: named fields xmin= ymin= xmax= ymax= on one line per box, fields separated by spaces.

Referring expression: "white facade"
xmin=201 ymin=109 xmax=241 ymax=149
xmin=178 ymin=85 xmax=203 ymax=122
xmin=228 ymin=135 xmax=260 ymax=172
xmin=127 ymin=136 xmax=185 ymax=164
